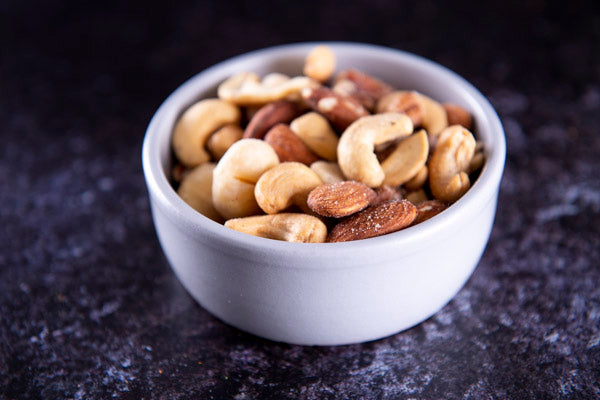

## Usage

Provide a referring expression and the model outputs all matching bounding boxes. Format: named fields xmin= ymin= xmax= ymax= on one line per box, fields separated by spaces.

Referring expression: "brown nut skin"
xmin=443 ymin=103 xmax=473 ymax=130
xmin=289 ymin=112 xmax=339 ymax=161
xmin=301 ymin=86 xmax=369 ymax=131
xmin=333 ymin=69 xmax=393 ymax=110
xmin=244 ymin=100 xmax=303 ymax=139
xmin=411 ymin=200 xmax=449 ymax=225
xmin=264 ymin=124 xmax=321 ymax=166
xmin=371 ymin=185 xmax=404 ymax=207
xmin=377 ymin=91 xmax=425 ymax=126
xmin=327 ymin=199 xmax=417 ymax=242
xmin=307 ymin=181 xmax=376 ymax=218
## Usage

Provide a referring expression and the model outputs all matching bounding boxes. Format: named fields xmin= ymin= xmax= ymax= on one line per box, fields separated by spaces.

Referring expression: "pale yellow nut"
xmin=467 ymin=151 xmax=485 ymax=174
xmin=405 ymin=189 xmax=429 ymax=205
xmin=381 ymin=129 xmax=429 ymax=186
xmin=303 ymin=45 xmax=336 ymax=83
xmin=403 ymin=165 xmax=429 ymax=191
xmin=254 ymin=162 xmax=323 ymax=214
xmin=289 ymin=112 xmax=339 ymax=161
xmin=217 ymin=71 xmax=318 ymax=106
xmin=337 ymin=113 xmax=414 ymax=187
xmin=177 ymin=163 xmax=223 ymax=223
xmin=206 ymin=124 xmax=243 ymax=161
xmin=429 ymin=125 xmax=476 ymax=202
xmin=212 ymin=139 xmax=279 ymax=219
xmin=261 ymin=72 xmax=290 ymax=88
xmin=310 ymin=161 xmax=346 ymax=184
xmin=225 ymin=213 xmax=327 ymax=243
xmin=420 ymin=93 xmax=449 ymax=143
xmin=172 ymin=99 xmax=241 ymax=167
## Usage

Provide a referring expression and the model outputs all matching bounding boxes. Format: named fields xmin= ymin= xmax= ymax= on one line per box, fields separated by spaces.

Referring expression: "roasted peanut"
xmin=289 ymin=112 xmax=339 ymax=161
xmin=177 ymin=163 xmax=222 ymax=223
xmin=172 ymin=99 xmax=241 ymax=167
xmin=212 ymin=139 xmax=279 ymax=219
xmin=337 ymin=113 xmax=413 ymax=187
xmin=225 ymin=213 xmax=327 ymax=243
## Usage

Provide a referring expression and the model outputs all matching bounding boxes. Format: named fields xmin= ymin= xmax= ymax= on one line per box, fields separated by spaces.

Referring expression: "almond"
xmin=327 ymin=199 xmax=417 ymax=242
xmin=412 ymin=200 xmax=449 ymax=225
xmin=301 ymin=86 xmax=369 ymax=131
xmin=307 ymin=181 xmax=376 ymax=218
xmin=333 ymin=69 xmax=393 ymax=110
xmin=243 ymin=100 xmax=302 ymax=139
xmin=264 ymin=124 xmax=320 ymax=166
xmin=377 ymin=91 xmax=425 ymax=127
xmin=371 ymin=185 xmax=404 ymax=207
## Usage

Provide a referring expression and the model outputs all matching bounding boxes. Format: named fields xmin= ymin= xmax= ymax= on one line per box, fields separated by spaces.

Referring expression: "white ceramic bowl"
xmin=142 ymin=42 xmax=505 ymax=346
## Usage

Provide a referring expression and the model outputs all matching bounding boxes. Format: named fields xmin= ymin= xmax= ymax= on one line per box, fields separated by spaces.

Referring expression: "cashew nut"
xmin=289 ymin=112 xmax=339 ymax=161
xmin=337 ymin=113 xmax=414 ymax=187
xmin=177 ymin=163 xmax=223 ymax=223
xmin=225 ymin=213 xmax=327 ymax=243
xmin=254 ymin=162 xmax=323 ymax=214
xmin=376 ymin=91 xmax=425 ymax=126
xmin=172 ymin=99 xmax=241 ymax=167
xmin=381 ymin=129 xmax=429 ymax=186
xmin=217 ymin=72 xmax=318 ymax=106
xmin=262 ymin=72 xmax=290 ymax=87
xmin=404 ymin=165 xmax=429 ymax=191
xmin=303 ymin=45 xmax=336 ymax=83
xmin=429 ymin=125 xmax=476 ymax=202
xmin=212 ymin=139 xmax=279 ymax=219
xmin=310 ymin=161 xmax=345 ymax=184
xmin=206 ymin=124 xmax=243 ymax=161
xmin=405 ymin=188 xmax=429 ymax=205
xmin=420 ymin=93 xmax=448 ymax=142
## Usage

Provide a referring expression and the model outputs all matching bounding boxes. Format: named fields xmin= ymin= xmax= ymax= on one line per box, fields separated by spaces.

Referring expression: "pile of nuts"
xmin=171 ymin=45 xmax=485 ymax=243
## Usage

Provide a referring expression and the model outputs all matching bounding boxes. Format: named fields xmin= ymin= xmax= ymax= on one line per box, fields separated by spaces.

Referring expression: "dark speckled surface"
xmin=1 ymin=1 xmax=599 ymax=398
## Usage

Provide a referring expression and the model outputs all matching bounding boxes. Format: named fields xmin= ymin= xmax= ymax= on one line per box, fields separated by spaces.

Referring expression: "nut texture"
xmin=225 ymin=213 xmax=327 ymax=243
xmin=303 ymin=45 xmax=336 ymax=83
xmin=254 ymin=162 xmax=323 ymax=214
xmin=377 ymin=91 xmax=425 ymax=126
xmin=207 ymin=124 xmax=243 ymax=161
xmin=177 ymin=163 xmax=223 ymax=223
xmin=371 ymin=185 xmax=404 ymax=207
xmin=310 ymin=161 xmax=346 ymax=184
xmin=429 ymin=125 xmax=476 ymax=202
xmin=333 ymin=69 xmax=393 ymax=110
xmin=381 ymin=129 xmax=429 ymax=186
xmin=307 ymin=181 xmax=376 ymax=218
xmin=403 ymin=165 xmax=429 ymax=191
xmin=244 ymin=100 xmax=303 ymax=139
xmin=212 ymin=139 xmax=280 ymax=219
xmin=412 ymin=200 xmax=449 ymax=225
xmin=264 ymin=124 xmax=320 ymax=166
xmin=172 ymin=99 xmax=241 ymax=167
xmin=337 ymin=113 xmax=413 ymax=187
xmin=443 ymin=103 xmax=473 ymax=130
xmin=327 ymin=200 xmax=417 ymax=242
xmin=289 ymin=112 xmax=339 ymax=161
xmin=301 ymin=86 xmax=369 ymax=131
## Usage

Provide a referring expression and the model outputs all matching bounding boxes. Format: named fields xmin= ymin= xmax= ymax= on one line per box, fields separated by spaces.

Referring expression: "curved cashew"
xmin=225 ymin=213 xmax=327 ymax=243
xmin=303 ymin=45 xmax=336 ymax=83
xmin=404 ymin=165 xmax=429 ymax=191
xmin=172 ymin=99 xmax=241 ymax=167
xmin=290 ymin=112 xmax=339 ymax=161
xmin=381 ymin=129 xmax=429 ymax=186
xmin=420 ymin=93 xmax=448 ymax=141
xmin=212 ymin=139 xmax=279 ymax=219
xmin=429 ymin=125 xmax=476 ymax=202
xmin=310 ymin=161 xmax=345 ymax=184
xmin=254 ymin=162 xmax=323 ymax=214
xmin=177 ymin=163 xmax=223 ymax=223
xmin=262 ymin=72 xmax=290 ymax=87
xmin=206 ymin=124 xmax=243 ymax=161
xmin=337 ymin=113 xmax=414 ymax=187
xmin=217 ymin=72 xmax=318 ymax=106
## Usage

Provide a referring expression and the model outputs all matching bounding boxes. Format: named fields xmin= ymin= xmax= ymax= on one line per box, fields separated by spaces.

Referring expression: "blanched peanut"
xmin=225 ymin=213 xmax=327 ymax=243
xmin=290 ymin=112 xmax=339 ymax=161
xmin=254 ymin=162 xmax=323 ymax=214
xmin=212 ymin=139 xmax=279 ymax=219
xmin=177 ymin=163 xmax=222 ymax=223
xmin=310 ymin=161 xmax=346 ymax=184
xmin=207 ymin=124 xmax=243 ymax=161
xmin=337 ymin=113 xmax=413 ymax=187
xmin=303 ymin=45 xmax=336 ymax=83
xmin=429 ymin=125 xmax=476 ymax=202
xmin=172 ymin=99 xmax=241 ymax=167
xmin=381 ymin=129 xmax=429 ymax=186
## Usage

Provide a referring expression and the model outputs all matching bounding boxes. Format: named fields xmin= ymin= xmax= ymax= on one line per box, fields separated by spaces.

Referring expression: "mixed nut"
xmin=171 ymin=45 xmax=485 ymax=243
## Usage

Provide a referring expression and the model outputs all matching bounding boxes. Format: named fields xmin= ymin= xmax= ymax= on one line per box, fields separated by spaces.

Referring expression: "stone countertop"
xmin=1 ymin=1 xmax=599 ymax=399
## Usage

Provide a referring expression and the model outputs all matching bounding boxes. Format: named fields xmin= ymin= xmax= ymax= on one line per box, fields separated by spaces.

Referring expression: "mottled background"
xmin=1 ymin=1 xmax=599 ymax=399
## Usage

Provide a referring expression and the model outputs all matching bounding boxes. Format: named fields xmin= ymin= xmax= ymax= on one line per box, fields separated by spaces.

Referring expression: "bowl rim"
xmin=142 ymin=41 xmax=506 ymax=264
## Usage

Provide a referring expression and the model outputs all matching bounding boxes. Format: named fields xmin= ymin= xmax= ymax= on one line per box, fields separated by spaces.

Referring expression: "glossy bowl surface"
xmin=142 ymin=42 xmax=506 ymax=345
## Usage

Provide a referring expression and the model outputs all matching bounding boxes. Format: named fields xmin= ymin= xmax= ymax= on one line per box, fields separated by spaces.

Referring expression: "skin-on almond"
xmin=307 ymin=181 xmax=376 ymax=218
xmin=333 ymin=69 xmax=393 ymax=110
xmin=243 ymin=100 xmax=303 ymax=139
xmin=412 ymin=200 xmax=449 ymax=225
xmin=301 ymin=86 xmax=369 ymax=131
xmin=327 ymin=200 xmax=417 ymax=242
xmin=264 ymin=124 xmax=320 ymax=166
xmin=371 ymin=185 xmax=404 ymax=207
